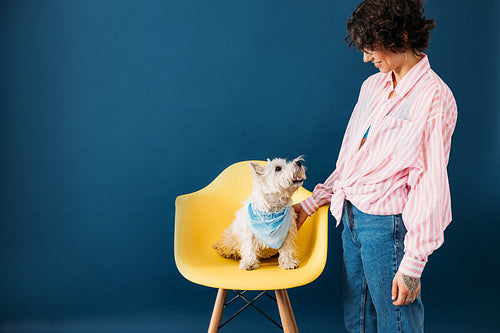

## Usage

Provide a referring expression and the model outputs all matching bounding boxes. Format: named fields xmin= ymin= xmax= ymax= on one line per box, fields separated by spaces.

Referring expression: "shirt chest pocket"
xmin=366 ymin=116 xmax=413 ymax=159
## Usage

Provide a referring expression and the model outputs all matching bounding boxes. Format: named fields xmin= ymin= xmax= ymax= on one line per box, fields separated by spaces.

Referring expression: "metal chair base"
xmin=208 ymin=288 xmax=298 ymax=333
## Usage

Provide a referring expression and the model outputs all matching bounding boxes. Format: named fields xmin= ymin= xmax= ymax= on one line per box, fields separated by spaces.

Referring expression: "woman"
xmin=294 ymin=0 xmax=457 ymax=332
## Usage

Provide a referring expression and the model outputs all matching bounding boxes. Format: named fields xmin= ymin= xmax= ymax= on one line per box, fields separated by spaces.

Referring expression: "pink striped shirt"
xmin=301 ymin=54 xmax=457 ymax=278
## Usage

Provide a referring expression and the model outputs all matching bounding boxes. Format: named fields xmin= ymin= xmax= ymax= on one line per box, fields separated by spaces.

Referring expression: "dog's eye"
xmin=275 ymin=166 xmax=282 ymax=172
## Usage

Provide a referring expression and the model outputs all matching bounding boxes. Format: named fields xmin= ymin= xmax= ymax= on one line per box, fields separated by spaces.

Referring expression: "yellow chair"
xmin=174 ymin=161 xmax=329 ymax=332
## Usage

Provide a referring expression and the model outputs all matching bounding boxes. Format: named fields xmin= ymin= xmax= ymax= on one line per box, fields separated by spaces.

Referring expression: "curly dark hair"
xmin=345 ymin=0 xmax=435 ymax=54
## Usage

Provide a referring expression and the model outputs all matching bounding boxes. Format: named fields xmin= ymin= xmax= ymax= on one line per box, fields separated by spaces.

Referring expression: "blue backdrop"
xmin=1 ymin=1 xmax=498 ymax=332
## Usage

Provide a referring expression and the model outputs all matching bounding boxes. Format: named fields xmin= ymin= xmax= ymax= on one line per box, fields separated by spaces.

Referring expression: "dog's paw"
xmin=279 ymin=258 xmax=299 ymax=270
xmin=239 ymin=260 xmax=259 ymax=271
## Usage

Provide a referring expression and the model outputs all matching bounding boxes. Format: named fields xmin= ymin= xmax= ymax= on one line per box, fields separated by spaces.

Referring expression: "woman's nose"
xmin=363 ymin=52 xmax=372 ymax=63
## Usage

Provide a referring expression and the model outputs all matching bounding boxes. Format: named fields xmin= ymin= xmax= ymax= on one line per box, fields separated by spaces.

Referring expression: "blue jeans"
xmin=341 ymin=200 xmax=424 ymax=333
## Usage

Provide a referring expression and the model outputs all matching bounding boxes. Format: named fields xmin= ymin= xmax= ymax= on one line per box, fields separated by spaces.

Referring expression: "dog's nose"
xmin=295 ymin=160 xmax=302 ymax=167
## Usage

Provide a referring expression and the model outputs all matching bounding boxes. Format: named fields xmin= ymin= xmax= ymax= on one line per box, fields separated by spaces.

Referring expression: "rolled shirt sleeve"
xmin=301 ymin=169 xmax=339 ymax=216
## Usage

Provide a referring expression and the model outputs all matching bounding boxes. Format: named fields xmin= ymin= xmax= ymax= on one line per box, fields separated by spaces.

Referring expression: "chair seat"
xmin=174 ymin=160 xmax=329 ymax=291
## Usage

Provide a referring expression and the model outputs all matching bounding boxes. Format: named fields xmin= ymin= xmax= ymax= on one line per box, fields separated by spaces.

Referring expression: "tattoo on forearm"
xmin=402 ymin=274 xmax=420 ymax=294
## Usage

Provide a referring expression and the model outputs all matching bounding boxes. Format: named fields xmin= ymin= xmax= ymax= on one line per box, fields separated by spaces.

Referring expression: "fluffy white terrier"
xmin=214 ymin=157 xmax=306 ymax=270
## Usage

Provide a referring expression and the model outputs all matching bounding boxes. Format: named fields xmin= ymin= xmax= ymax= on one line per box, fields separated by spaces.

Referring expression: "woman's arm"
xmin=399 ymin=90 xmax=458 ymax=279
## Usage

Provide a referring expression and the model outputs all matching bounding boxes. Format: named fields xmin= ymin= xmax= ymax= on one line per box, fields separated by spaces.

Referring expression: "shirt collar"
xmin=382 ymin=71 xmax=393 ymax=89
xmin=392 ymin=53 xmax=430 ymax=98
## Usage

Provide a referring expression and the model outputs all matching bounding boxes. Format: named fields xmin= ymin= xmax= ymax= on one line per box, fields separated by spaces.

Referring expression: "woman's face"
xmin=363 ymin=49 xmax=405 ymax=74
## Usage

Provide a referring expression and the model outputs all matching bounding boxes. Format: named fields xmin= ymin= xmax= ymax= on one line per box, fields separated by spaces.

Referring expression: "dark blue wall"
xmin=1 ymin=1 xmax=498 ymax=332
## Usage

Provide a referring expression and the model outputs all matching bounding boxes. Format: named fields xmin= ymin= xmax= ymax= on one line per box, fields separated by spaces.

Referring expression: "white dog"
xmin=214 ymin=157 xmax=306 ymax=270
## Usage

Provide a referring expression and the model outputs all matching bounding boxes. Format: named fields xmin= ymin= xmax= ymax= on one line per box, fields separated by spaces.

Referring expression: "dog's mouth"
xmin=292 ymin=176 xmax=304 ymax=184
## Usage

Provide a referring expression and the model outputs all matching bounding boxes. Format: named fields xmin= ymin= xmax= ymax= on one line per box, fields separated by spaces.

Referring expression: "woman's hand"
xmin=292 ymin=203 xmax=309 ymax=230
xmin=392 ymin=270 xmax=421 ymax=306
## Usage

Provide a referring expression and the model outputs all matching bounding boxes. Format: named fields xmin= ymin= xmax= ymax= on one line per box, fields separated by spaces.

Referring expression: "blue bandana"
xmin=246 ymin=203 xmax=291 ymax=249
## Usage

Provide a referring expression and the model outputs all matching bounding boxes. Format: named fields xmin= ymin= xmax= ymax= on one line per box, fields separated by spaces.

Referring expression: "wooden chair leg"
xmin=208 ymin=288 xmax=228 ymax=333
xmin=275 ymin=289 xmax=298 ymax=333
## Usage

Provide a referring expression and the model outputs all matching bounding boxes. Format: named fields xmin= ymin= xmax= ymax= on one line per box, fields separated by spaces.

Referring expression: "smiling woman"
xmin=293 ymin=0 xmax=458 ymax=332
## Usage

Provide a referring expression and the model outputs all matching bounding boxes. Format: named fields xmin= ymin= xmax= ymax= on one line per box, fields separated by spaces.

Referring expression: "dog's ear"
xmin=249 ymin=162 xmax=264 ymax=176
